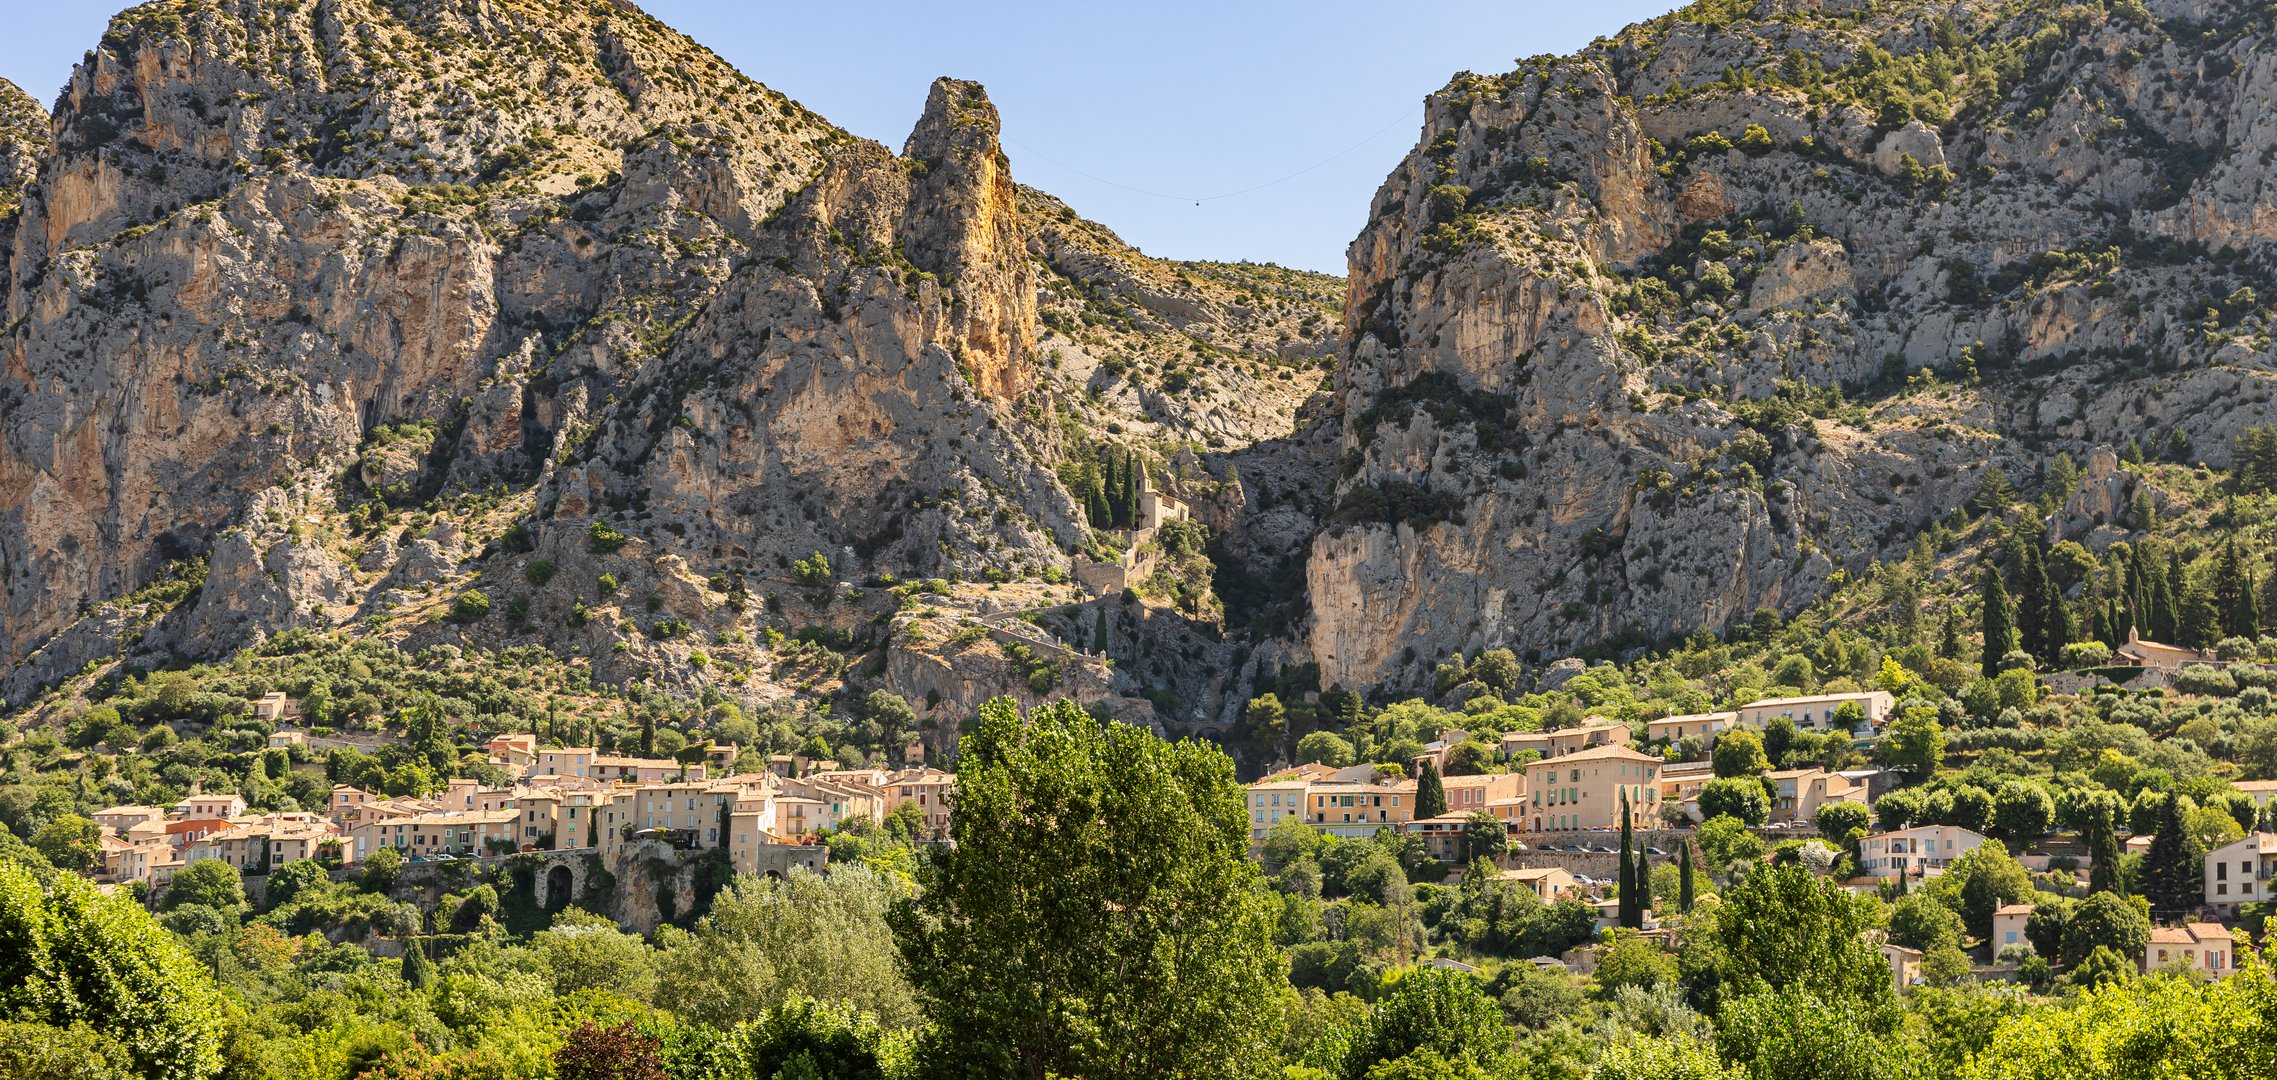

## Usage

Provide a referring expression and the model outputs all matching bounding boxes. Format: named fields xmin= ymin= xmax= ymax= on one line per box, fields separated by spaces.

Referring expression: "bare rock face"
xmin=901 ymin=78 xmax=1037 ymax=403
xmin=1303 ymin=0 xmax=2277 ymax=689
xmin=0 ymin=1 xmax=1341 ymax=707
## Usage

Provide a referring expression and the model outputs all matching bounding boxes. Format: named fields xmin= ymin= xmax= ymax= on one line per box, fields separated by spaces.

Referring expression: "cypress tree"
xmin=2142 ymin=792 xmax=2205 ymax=913
xmin=1618 ymin=793 xmax=1638 ymax=929
xmin=402 ymin=938 xmax=433 ymax=989
xmin=2015 ymin=536 xmax=2048 ymax=661
xmin=1123 ymin=452 xmax=1144 ymax=527
xmin=1093 ymin=608 xmax=1109 ymax=655
xmin=1980 ymin=562 xmax=2018 ymax=678
xmin=2088 ymin=820 xmax=2122 ymax=895
xmin=1938 ymin=607 xmax=1965 ymax=660
xmin=2240 ymin=565 xmax=2263 ymax=641
xmin=1678 ymin=839 xmax=1695 ymax=912
xmin=2153 ymin=547 xmax=2182 ymax=641
xmin=640 ymin=709 xmax=655 ymax=757
xmin=1416 ymin=759 xmax=1447 ymax=820
xmin=2037 ymin=564 xmax=2071 ymax=662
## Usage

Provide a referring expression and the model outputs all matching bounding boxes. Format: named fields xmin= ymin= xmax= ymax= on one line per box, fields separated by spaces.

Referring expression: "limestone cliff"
xmin=1306 ymin=0 xmax=2277 ymax=690
xmin=0 ymin=0 xmax=1339 ymax=713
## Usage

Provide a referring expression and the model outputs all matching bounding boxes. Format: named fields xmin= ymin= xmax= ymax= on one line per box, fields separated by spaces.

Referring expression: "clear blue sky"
xmin=1 ymin=1 xmax=1683 ymax=274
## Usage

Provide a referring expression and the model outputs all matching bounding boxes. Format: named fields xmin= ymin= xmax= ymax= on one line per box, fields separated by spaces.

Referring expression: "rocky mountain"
xmin=17 ymin=0 xmax=2277 ymax=730
xmin=1300 ymin=0 xmax=2277 ymax=691
xmin=0 ymin=0 xmax=1337 ymax=709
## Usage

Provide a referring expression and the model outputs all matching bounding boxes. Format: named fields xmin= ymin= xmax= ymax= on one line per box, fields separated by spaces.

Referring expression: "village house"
xmin=251 ymin=692 xmax=298 ymax=724
xmin=2203 ymin=832 xmax=2277 ymax=916
xmin=882 ymin=767 xmax=957 ymax=839
xmin=1497 ymin=865 xmax=1578 ymax=902
xmin=1880 ymin=940 xmax=1923 ymax=988
xmin=1993 ymin=903 xmax=2035 ymax=953
xmin=266 ymin=729 xmax=307 ymax=750
xmin=1765 ymin=768 xmax=1868 ymax=825
xmin=1736 ymin=691 xmax=1895 ymax=734
xmin=441 ymin=778 xmax=519 ymax=814
xmin=2234 ymin=779 xmax=2277 ymax=812
xmin=591 ymin=754 xmax=702 ymax=784
xmin=116 ymin=839 xmax=183 ymax=887
xmin=186 ymin=814 xmax=338 ymax=872
xmin=1304 ymin=774 xmax=1420 ymax=839
xmin=92 ymin=804 xmax=167 ymax=835
xmin=483 ymin=734 xmax=538 ymax=770
xmin=533 ymin=747 xmax=598 ymax=779
xmin=1443 ymin=772 xmax=1526 ymax=815
xmin=350 ymin=809 xmax=519 ymax=861
xmin=1647 ymin=711 xmax=1737 ymax=748
xmin=174 ymin=790 xmax=249 ymax=820
xmin=1500 ymin=720 xmax=1631 ymax=761
xmin=1248 ymin=776 xmax=1312 ymax=841
xmin=2146 ymin=923 xmax=2234 ymax=977
xmin=1521 ymin=744 xmax=1661 ymax=833
xmin=1858 ymin=825 xmax=1988 ymax=878
xmin=1658 ymin=761 xmax=1716 ymax=823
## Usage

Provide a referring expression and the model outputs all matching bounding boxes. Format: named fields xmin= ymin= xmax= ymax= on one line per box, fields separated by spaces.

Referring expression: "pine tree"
xmin=1416 ymin=759 xmax=1447 ymax=820
xmin=1980 ymin=562 xmax=2018 ymax=678
xmin=2215 ymin=541 xmax=2254 ymax=639
xmin=2178 ymin=566 xmax=2222 ymax=650
xmin=1678 ymin=839 xmax=1695 ymax=912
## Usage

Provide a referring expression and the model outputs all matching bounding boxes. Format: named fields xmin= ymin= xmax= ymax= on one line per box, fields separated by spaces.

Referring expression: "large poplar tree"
xmin=892 ymin=698 xmax=1284 ymax=1080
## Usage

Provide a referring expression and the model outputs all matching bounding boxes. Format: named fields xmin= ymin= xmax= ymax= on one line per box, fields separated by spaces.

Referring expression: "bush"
xmin=525 ymin=559 xmax=557 ymax=586
xmin=449 ymin=590 xmax=491 ymax=624
xmin=587 ymin=520 xmax=627 ymax=555
xmin=793 ymin=551 xmax=833 ymax=587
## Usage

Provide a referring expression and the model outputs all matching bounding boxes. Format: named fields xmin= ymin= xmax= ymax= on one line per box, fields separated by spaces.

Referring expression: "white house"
xmin=2204 ymin=832 xmax=2277 ymax=916
xmin=1858 ymin=824 xmax=1988 ymax=878
xmin=1737 ymin=691 xmax=1895 ymax=733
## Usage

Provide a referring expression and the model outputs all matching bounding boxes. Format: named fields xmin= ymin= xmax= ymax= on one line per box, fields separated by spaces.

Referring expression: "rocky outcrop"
xmin=1303 ymin=0 xmax=2277 ymax=689
xmin=0 ymin=1 xmax=1340 ymax=707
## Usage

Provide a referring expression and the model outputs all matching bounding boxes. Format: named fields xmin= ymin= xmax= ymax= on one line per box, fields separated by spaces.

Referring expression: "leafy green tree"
xmin=0 ymin=861 xmax=223 ymax=1079
xmin=1814 ymin=802 xmax=1871 ymax=853
xmin=1993 ymin=781 xmax=2054 ymax=842
xmin=1415 ymin=759 xmax=1448 ymax=820
xmin=1948 ymin=842 xmax=2032 ymax=942
xmin=1887 ymin=892 xmax=1964 ymax=952
xmin=891 ymin=698 xmax=1284 ymax=1080
xmin=2061 ymin=891 xmax=2151 ymax=967
xmin=1242 ymin=694 xmax=1290 ymax=761
xmin=1297 ymin=731 xmax=1355 ymax=767
xmin=1711 ymin=728 xmax=1770 ymax=779
xmin=160 ymin=860 xmax=244 ymax=914
xmin=1715 ymin=986 xmax=1896 ymax=1080
xmin=2022 ymin=898 xmax=2071 ymax=959
xmin=262 ymin=859 xmax=332 ymax=913
xmin=659 ymin=865 xmax=915 ymax=1030
xmin=1694 ymin=816 xmax=1766 ymax=873
xmin=1678 ymin=864 xmax=1895 ymax=1023
xmin=1462 ymin=811 xmax=1507 ymax=863
xmin=1596 ymin=933 xmax=1679 ymax=996
xmin=28 ymin=815 xmax=101 ymax=872
xmin=1876 ymin=706 xmax=1945 ymax=780
xmin=1340 ymin=967 xmax=1507 ymax=1080
xmin=534 ymin=907 xmax=658 ymax=1001
xmin=726 ymin=994 xmax=900 ymax=1080
xmin=1592 ymin=1035 xmax=1741 ymax=1080
xmin=1679 ymin=840 xmax=1696 ymax=912
xmin=1698 ymin=778 xmax=1769 ymax=826
xmin=360 ymin=846 xmax=404 ymax=893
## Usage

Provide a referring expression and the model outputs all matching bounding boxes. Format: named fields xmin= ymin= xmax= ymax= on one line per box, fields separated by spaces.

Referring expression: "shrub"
xmin=449 ymin=591 xmax=491 ymax=624
xmin=525 ymin=559 xmax=557 ymax=586
xmin=587 ymin=520 xmax=627 ymax=555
